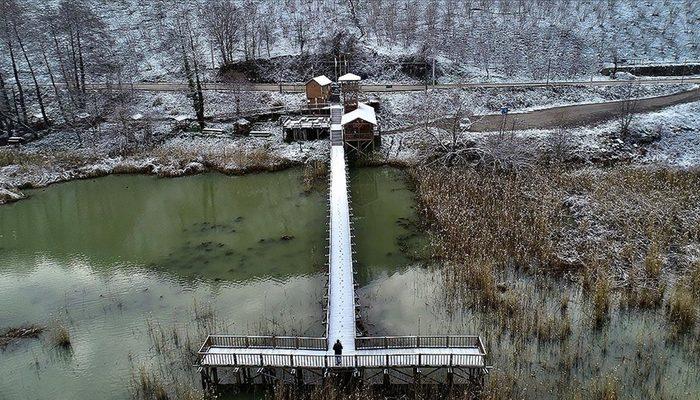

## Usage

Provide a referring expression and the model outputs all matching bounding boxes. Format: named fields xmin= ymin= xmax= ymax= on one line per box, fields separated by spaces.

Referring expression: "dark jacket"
xmin=333 ymin=341 xmax=343 ymax=355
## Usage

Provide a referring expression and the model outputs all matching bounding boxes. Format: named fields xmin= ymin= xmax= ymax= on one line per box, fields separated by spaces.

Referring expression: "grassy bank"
xmin=0 ymin=138 xmax=315 ymax=205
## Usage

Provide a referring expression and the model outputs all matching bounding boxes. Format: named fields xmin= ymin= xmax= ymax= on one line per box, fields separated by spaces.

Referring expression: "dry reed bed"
xmin=412 ymin=165 xmax=700 ymax=335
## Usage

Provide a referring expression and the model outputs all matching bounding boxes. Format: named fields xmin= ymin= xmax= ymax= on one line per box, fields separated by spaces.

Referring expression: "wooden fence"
xmin=355 ymin=335 xmax=483 ymax=350
xmin=199 ymin=352 xmax=486 ymax=369
xmin=200 ymin=335 xmax=327 ymax=351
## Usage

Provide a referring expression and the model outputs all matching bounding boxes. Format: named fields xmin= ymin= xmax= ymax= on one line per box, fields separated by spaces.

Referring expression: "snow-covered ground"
xmin=375 ymin=84 xmax=698 ymax=131
xmin=382 ymin=100 xmax=700 ymax=169
xmin=6 ymin=0 xmax=698 ymax=85
xmin=2 ymin=87 xmax=698 ymax=206
xmin=0 ymin=125 xmax=329 ymax=204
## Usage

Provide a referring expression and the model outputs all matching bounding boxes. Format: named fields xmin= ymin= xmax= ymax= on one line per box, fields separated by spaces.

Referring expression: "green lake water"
xmin=0 ymin=167 xmax=697 ymax=399
xmin=0 ymin=168 xmax=421 ymax=400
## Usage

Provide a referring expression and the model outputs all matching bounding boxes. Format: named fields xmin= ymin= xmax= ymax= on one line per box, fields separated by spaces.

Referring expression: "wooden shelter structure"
xmin=338 ymin=73 xmax=361 ymax=110
xmin=282 ymin=115 xmax=330 ymax=142
xmin=341 ymin=102 xmax=380 ymax=154
xmin=305 ymin=75 xmax=333 ymax=109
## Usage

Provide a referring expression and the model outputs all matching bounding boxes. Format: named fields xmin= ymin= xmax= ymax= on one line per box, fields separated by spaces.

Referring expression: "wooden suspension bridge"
xmin=196 ymin=78 xmax=489 ymax=392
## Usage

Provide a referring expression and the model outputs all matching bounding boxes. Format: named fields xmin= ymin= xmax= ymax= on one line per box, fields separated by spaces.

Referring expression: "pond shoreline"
xmin=0 ymin=136 xmax=422 ymax=207
xmin=0 ymin=135 xmax=332 ymax=205
xmin=1 ymin=156 xmax=300 ymax=205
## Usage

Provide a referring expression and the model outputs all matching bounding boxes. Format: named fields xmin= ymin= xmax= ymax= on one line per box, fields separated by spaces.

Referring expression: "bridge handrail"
xmin=200 ymin=335 xmax=327 ymax=351
xmin=355 ymin=335 xmax=485 ymax=352
xmin=198 ymin=352 xmax=486 ymax=369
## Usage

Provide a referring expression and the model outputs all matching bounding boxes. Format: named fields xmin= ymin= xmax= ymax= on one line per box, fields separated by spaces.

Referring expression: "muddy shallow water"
xmin=0 ymin=168 xmax=697 ymax=399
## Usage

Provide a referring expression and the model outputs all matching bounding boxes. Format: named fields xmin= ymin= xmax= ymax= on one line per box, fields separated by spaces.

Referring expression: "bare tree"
xmin=618 ymin=83 xmax=638 ymax=138
xmin=420 ymin=93 xmax=483 ymax=167
xmin=175 ymin=14 xmax=206 ymax=129
xmin=56 ymin=0 xmax=111 ymax=100
xmin=0 ymin=0 xmax=27 ymax=123
xmin=201 ymin=0 xmax=240 ymax=65
xmin=548 ymin=127 xmax=575 ymax=164
xmin=258 ymin=12 xmax=277 ymax=58
xmin=14 ymin=23 xmax=49 ymax=127
xmin=0 ymin=68 xmax=13 ymax=136
xmin=293 ymin=15 xmax=307 ymax=55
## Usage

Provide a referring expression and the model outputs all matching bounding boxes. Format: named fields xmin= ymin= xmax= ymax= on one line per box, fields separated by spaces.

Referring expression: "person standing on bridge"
xmin=333 ymin=340 xmax=343 ymax=366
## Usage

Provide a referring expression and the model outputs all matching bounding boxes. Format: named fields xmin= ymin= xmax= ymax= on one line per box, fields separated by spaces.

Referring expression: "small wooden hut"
xmin=282 ymin=115 xmax=331 ymax=142
xmin=305 ymin=75 xmax=332 ymax=109
xmin=341 ymin=102 xmax=379 ymax=154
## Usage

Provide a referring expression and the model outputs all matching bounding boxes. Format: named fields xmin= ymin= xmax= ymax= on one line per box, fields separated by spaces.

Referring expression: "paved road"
xmin=67 ymin=77 xmax=700 ymax=93
xmin=467 ymin=87 xmax=700 ymax=132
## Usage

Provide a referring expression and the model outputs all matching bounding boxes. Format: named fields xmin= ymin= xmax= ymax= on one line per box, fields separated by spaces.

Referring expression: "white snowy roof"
xmin=309 ymin=75 xmax=332 ymax=86
xmin=341 ymin=103 xmax=377 ymax=126
xmin=338 ymin=73 xmax=361 ymax=82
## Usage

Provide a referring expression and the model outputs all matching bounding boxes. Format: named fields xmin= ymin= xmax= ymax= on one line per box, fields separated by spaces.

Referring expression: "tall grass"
xmin=151 ymin=143 xmax=292 ymax=176
xmin=301 ymin=160 xmax=328 ymax=193
xmin=413 ymin=165 xmax=700 ymax=294
xmin=133 ymin=366 xmax=170 ymax=400
xmin=51 ymin=324 xmax=71 ymax=349
xmin=411 ymin=164 xmax=700 ymax=346
xmin=667 ymin=287 xmax=697 ymax=335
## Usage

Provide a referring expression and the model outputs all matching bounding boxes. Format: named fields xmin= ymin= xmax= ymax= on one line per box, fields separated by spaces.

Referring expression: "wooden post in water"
xmin=413 ymin=367 xmax=421 ymax=399
xmin=200 ymin=368 xmax=208 ymax=390
xmin=299 ymin=368 xmax=306 ymax=386
xmin=236 ymin=367 xmax=242 ymax=385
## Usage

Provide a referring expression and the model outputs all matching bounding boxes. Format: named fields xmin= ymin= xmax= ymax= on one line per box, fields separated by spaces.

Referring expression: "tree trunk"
xmin=52 ymin=30 xmax=77 ymax=110
xmin=188 ymin=32 xmax=205 ymax=129
xmin=69 ymin=29 xmax=81 ymax=96
xmin=6 ymin=38 xmax=27 ymax=123
xmin=42 ymin=45 xmax=66 ymax=122
xmin=0 ymin=70 xmax=14 ymax=134
xmin=15 ymin=27 xmax=49 ymax=128
xmin=77 ymin=30 xmax=86 ymax=94
xmin=180 ymin=24 xmax=204 ymax=129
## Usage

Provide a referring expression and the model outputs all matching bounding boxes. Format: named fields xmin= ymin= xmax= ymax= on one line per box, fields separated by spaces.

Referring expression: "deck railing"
xmin=199 ymin=352 xmax=486 ymax=369
xmin=355 ymin=336 xmax=484 ymax=351
xmin=199 ymin=335 xmax=327 ymax=352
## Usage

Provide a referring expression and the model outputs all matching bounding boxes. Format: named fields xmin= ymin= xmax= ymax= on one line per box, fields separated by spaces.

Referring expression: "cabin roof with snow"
xmin=338 ymin=73 xmax=361 ymax=82
xmin=341 ymin=103 xmax=376 ymax=126
xmin=308 ymin=75 xmax=332 ymax=86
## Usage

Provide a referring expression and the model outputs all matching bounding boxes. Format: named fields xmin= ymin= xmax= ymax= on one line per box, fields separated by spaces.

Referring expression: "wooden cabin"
xmin=305 ymin=75 xmax=332 ymax=108
xmin=341 ymin=102 xmax=379 ymax=153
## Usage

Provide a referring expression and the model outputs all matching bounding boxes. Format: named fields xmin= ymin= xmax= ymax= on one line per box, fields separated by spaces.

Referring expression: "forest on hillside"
xmin=1 ymin=0 xmax=699 ymax=135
